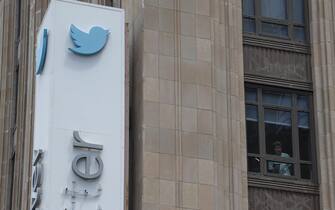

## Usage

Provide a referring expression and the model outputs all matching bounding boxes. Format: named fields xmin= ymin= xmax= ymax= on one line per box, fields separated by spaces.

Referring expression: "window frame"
xmin=242 ymin=0 xmax=310 ymax=45
xmin=245 ymin=84 xmax=317 ymax=184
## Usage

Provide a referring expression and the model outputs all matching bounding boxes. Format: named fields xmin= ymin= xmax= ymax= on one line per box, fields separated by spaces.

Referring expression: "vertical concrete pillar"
xmin=130 ymin=0 xmax=248 ymax=209
xmin=310 ymin=0 xmax=335 ymax=209
xmin=0 ymin=0 xmax=20 ymax=210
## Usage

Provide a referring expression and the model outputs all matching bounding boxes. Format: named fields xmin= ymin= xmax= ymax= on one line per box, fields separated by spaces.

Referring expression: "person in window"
xmin=268 ymin=141 xmax=291 ymax=176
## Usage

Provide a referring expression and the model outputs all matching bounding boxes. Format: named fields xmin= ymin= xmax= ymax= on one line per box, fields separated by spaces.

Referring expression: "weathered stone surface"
xmin=2 ymin=0 xmax=335 ymax=210
xmin=0 ymin=1 xmax=21 ymax=210
xmin=310 ymin=0 xmax=335 ymax=209
xmin=129 ymin=0 xmax=248 ymax=209
xmin=244 ymin=45 xmax=311 ymax=83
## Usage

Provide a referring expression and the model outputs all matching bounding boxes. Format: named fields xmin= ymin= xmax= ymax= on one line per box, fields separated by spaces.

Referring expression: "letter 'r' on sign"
xmin=72 ymin=131 xmax=104 ymax=180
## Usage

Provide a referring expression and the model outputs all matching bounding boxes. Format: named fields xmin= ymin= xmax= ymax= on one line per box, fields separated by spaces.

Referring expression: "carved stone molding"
xmin=243 ymin=45 xmax=311 ymax=83
xmin=248 ymin=187 xmax=320 ymax=210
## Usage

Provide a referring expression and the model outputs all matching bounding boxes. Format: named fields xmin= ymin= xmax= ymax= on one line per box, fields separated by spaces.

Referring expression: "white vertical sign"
xmin=32 ymin=1 xmax=125 ymax=210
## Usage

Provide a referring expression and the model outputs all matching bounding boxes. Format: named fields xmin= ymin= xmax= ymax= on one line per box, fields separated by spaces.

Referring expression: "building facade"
xmin=0 ymin=0 xmax=335 ymax=210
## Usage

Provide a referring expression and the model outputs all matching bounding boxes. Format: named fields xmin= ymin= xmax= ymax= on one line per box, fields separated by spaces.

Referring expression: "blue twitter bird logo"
xmin=69 ymin=24 xmax=109 ymax=56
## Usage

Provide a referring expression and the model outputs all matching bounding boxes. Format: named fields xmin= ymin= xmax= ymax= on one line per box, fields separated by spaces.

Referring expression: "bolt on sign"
xmin=31 ymin=1 xmax=125 ymax=210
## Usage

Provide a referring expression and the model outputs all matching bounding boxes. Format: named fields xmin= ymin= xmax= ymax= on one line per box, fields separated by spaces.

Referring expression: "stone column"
xmin=130 ymin=0 xmax=248 ymax=209
xmin=0 ymin=1 xmax=21 ymax=210
xmin=310 ymin=0 xmax=335 ymax=210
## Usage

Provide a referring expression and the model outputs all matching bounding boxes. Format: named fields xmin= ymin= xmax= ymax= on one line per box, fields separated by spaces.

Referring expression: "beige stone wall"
xmin=310 ymin=0 xmax=335 ymax=210
xmin=129 ymin=0 xmax=248 ymax=209
xmin=6 ymin=0 xmax=335 ymax=210
xmin=0 ymin=1 xmax=20 ymax=210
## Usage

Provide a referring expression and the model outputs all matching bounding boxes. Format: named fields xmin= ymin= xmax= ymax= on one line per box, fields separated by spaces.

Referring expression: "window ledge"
xmin=248 ymin=175 xmax=319 ymax=194
xmin=245 ymin=74 xmax=313 ymax=91
xmin=243 ymin=34 xmax=310 ymax=54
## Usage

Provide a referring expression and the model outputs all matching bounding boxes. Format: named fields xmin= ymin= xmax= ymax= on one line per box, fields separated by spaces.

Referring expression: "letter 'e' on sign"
xmin=32 ymin=1 xmax=125 ymax=210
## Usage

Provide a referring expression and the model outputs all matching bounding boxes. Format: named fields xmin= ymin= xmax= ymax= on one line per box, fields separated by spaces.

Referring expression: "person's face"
xmin=274 ymin=145 xmax=282 ymax=155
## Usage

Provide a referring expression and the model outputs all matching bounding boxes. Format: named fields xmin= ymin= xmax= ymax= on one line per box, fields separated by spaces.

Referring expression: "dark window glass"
xmin=267 ymin=160 xmax=294 ymax=176
xmin=297 ymin=95 xmax=309 ymax=110
xmin=246 ymin=105 xmax=258 ymax=120
xmin=243 ymin=18 xmax=256 ymax=33
xmin=243 ymin=0 xmax=255 ymax=16
xmin=262 ymin=22 xmax=289 ymax=38
xmin=263 ymin=91 xmax=292 ymax=107
xmin=299 ymin=112 xmax=311 ymax=161
xmin=293 ymin=0 xmax=305 ymax=24
xmin=298 ymin=112 xmax=309 ymax=128
xmin=248 ymin=156 xmax=261 ymax=173
xmin=245 ymin=88 xmax=257 ymax=102
xmin=243 ymin=0 xmax=308 ymax=43
xmin=245 ymin=86 xmax=314 ymax=182
xmin=246 ymin=105 xmax=259 ymax=154
xmin=301 ymin=164 xmax=312 ymax=179
xmin=261 ymin=0 xmax=287 ymax=20
xmin=299 ymin=128 xmax=311 ymax=161
xmin=294 ymin=26 xmax=306 ymax=42
xmin=265 ymin=109 xmax=292 ymax=156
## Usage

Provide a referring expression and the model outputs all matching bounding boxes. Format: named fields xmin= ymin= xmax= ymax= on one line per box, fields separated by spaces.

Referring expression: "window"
xmin=242 ymin=0 xmax=307 ymax=42
xmin=245 ymin=85 xmax=315 ymax=181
